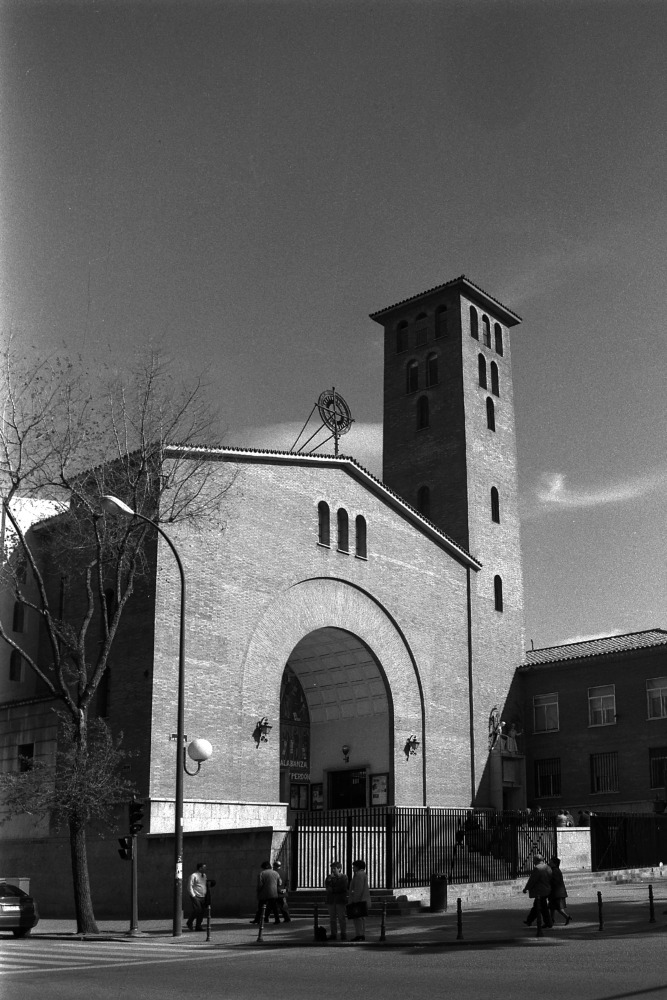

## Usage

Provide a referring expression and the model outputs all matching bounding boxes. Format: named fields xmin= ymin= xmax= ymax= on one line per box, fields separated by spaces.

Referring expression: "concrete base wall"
xmin=556 ymin=827 xmax=592 ymax=871
xmin=0 ymin=827 xmax=282 ymax=920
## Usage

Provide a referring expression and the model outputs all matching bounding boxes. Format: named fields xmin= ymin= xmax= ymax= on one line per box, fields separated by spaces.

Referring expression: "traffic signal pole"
xmin=129 ymin=833 xmax=139 ymax=936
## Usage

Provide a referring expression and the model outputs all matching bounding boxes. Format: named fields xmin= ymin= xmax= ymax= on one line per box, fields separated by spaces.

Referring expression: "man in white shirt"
xmin=186 ymin=862 xmax=208 ymax=931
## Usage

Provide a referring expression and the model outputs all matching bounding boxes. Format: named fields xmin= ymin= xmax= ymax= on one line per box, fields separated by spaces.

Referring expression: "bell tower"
xmin=370 ymin=275 xmax=525 ymax=806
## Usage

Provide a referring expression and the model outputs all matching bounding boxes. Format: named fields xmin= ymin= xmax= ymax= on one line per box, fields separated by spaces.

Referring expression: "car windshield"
xmin=0 ymin=883 xmax=27 ymax=898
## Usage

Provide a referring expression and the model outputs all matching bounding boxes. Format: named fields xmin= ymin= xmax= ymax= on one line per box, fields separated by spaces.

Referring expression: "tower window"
xmin=490 ymin=361 xmax=499 ymax=397
xmin=355 ymin=515 xmax=367 ymax=559
xmin=406 ymin=360 xmax=419 ymax=394
xmin=318 ymin=501 xmax=330 ymax=546
xmin=486 ymin=397 xmax=496 ymax=431
xmin=417 ymin=485 xmax=431 ymax=518
xmin=427 ymin=353 xmax=439 ymax=387
xmin=491 ymin=487 xmax=500 ymax=523
xmin=416 ymin=396 xmax=429 ymax=430
xmin=470 ymin=306 xmax=479 ymax=340
xmin=396 ymin=322 xmax=409 ymax=354
xmin=494 ymin=575 xmax=504 ymax=612
xmin=9 ymin=649 xmax=23 ymax=682
xmin=337 ymin=508 xmax=349 ymax=553
xmin=494 ymin=323 xmax=503 ymax=355
xmin=12 ymin=602 xmax=24 ymax=633
xmin=18 ymin=742 xmax=35 ymax=773
xmin=478 ymin=353 xmax=487 ymax=389
xmin=435 ymin=306 xmax=448 ymax=339
xmin=415 ymin=313 xmax=428 ymax=346
xmin=482 ymin=315 xmax=491 ymax=347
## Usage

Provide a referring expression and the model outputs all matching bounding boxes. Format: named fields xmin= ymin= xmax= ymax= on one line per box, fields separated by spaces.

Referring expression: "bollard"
xmin=649 ymin=884 xmax=656 ymax=923
xmin=597 ymin=891 xmax=604 ymax=932
xmin=380 ymin=900 xmax=386 ymax=942
xmin=314 ymin=904 xmax=319 ymax=943
xmin=206 ymin=903 xmax=211 ymax=942
xmin=256 ymin=903 xmax=266 ymax=942
xmin=456 ymin=897 xmax=463 ymax=941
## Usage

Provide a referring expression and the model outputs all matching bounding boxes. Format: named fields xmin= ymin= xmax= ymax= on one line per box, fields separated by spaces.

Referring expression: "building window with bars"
xmin=649 ymin=747 xmax=667 ymax=789
xmin=590 ymin=751 xmax=618 ymax=793
xmin=534 ymin=757 xmax=561 ymax=798
xmin=533 ymin=692 xmax=559 ymax=733
xmin=647 ymin=677 xmax=667 ymax=720
xmin=588 ymin=684 xmax=615 ymax=726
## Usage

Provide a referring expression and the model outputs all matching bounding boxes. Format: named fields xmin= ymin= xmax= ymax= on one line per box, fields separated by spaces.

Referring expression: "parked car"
xmin=0 ymin=882 xmax=39 ymax=937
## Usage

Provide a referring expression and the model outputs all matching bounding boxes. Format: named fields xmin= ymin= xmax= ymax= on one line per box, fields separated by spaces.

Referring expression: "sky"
xmin=1 ymin=0 xmax=667 ymax=650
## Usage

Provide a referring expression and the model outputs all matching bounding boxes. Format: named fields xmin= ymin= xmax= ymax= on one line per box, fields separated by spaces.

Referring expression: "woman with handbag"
xmin=348 ymin=859 xmax=371 ymax=941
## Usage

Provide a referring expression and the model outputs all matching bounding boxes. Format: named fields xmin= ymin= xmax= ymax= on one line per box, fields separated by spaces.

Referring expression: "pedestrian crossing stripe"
xmin=0 ymin=944 xmax=270 ymax=976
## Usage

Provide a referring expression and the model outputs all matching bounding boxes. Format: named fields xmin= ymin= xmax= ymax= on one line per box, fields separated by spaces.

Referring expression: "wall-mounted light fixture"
xmin=341 ymin=744 xmax=350 ymax=763
xmin=253 ymin=717 xmax=272 ymax=747
xmin=404 ymin=735 xmax=420 ymax=760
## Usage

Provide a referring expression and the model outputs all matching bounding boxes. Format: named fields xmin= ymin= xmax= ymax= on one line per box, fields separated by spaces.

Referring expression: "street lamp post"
xmin=101 ymin=495 xmax=187 ymax=937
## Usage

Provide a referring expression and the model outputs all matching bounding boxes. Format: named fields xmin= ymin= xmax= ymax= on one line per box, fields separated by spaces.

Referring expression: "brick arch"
xmin=238 ymin=577 xmax=426 ymax=806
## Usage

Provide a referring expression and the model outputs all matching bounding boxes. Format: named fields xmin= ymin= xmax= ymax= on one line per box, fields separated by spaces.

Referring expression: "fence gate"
xmin=291 ymin=807 xmax=557 ymax=890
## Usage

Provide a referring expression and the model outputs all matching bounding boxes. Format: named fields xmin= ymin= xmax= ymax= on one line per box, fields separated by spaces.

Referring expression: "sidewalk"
xmin=26 ymin=882 xmax=667 ymax=948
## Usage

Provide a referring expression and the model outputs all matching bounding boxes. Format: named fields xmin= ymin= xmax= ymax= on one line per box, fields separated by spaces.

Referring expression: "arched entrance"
xmin=279 ymin=627 xmax=391 ymax=820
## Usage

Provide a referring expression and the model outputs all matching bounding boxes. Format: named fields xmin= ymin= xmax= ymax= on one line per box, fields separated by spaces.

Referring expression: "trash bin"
xmin=429 ymin=872 xmax=448 ymax=912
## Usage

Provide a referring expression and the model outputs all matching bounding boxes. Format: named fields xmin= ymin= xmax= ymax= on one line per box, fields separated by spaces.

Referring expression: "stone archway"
xmin=238 ymin=577 xmax=425 ymax=808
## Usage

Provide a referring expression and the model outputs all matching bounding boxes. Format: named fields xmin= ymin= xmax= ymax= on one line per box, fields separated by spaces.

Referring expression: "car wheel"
xmin=12 ymin=928 xmax=31 ymax=937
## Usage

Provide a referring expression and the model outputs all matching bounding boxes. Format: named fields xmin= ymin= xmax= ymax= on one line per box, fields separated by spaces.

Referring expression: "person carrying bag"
xmin=347 ymin=859 xmax=371 ymax=941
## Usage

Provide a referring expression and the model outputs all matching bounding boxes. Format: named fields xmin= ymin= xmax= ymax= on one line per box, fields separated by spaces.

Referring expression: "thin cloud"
xmin=228 ymin=421 xmax=383 ymax=477
xmin=529 ymin=469 xmax=665 ymax=514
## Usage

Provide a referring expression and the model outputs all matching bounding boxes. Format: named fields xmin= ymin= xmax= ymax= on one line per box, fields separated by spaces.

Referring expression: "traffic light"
xmin=118 ymin=836 xmax=133 ymax=861
xmin=129 ymin=798 xmax=144 ymax=836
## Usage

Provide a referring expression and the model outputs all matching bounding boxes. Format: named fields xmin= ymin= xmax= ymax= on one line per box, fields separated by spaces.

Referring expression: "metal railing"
xmin=291 ymin=807 xmax=557 ymax=890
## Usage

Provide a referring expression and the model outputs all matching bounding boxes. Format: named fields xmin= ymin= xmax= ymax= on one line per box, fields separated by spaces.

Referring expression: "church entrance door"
xmin=328 ymin=768 xmax=368 ymax=809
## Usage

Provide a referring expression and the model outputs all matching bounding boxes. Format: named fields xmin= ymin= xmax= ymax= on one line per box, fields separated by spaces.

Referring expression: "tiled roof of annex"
xmin=522 ymin=629 xmax=667 ymax=668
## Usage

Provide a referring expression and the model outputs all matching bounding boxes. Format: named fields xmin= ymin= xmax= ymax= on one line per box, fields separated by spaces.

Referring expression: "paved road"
xmin=3 ymin=884 xmax=666 ymax=1000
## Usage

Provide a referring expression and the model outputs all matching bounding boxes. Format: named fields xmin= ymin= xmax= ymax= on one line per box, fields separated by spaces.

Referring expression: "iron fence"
xmin=291 ymin=807 xmax=557 ymax=890
xmin=591 ymin=812 xmax=667 ymax=871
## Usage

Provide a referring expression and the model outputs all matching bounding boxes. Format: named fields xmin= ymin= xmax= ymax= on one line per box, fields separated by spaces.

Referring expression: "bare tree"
xmin=0 ymin=342 xmax=233 ymax=932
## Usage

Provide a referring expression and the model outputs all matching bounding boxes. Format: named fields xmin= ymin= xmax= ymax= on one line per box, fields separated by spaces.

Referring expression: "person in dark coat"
xmin=522 ymin=854 xmax=553 ymax=927
xmin=324 ymin=860 xmax=349 ymax=941
xmin=548 ymin=856 xmax=572 ymax=924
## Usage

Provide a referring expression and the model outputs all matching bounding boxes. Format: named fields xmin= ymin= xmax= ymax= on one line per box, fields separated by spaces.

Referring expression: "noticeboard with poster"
xmin=290 ymin=784 xmax=309 ymax=810
xmin=310 ymin=783 xmax=324 ymax=811
xmin=371 ymin=773 xmax=388 ymax=806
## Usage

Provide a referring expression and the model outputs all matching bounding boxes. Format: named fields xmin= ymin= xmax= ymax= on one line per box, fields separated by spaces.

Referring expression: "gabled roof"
xmin=522 ymin=629 xmax=667 ymax=668
xmin=164 ymin=444 xmax=482 ymax=571
xmin=369 ymin=274 xmax=522 ymax=327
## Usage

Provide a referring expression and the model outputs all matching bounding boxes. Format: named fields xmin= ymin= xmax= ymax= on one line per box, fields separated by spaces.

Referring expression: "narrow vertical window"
xmin=12 ymin=602 xmax=24 ymax=633
xmin=435 ymin=305 xmax=447 ymax=339
xmin=494 ymin=575 xmax=503 ymax=612
xmin=355 ymin=515 xmax=367 ymax=558
xmin=494 ymin=323 xmax=503 ymax=355
xmin=9 ymin=650 xmax=23 ymax=682
xmin=482 ymin=315 xmax=491 ymax=347
xmin=427 ymin=353 xmax=438 ymax=387
xmin=417 ymin=396 xmax=429 ymax=430
xmin=490 ymin=361 xmax=499 ymax=397
xmin=318 ymin=501 xmax=330 ymax=546
xmin=478 ymin=353 xmax=487 ymax=388
xmin=337 ymin=508 xmax=349 ymax=553
xmin=470 ymin=306 xmax=479 ymax=340
xmin=406 ymin=360 xmax=419 ymax=394
xmin=396 ymin=322 xmax=408 ymax=353
xmin=486 ymin=397 xmax=496 ymax=431
xmin=18 ymin=742 xmax=35 ymax=773
xmin=415 ymin=313 xmax=427 ymax=346
xmin=417 ymin=485 xmax=431 ymax=518
xmin=491 ymin=487 xmax=500 ymax=523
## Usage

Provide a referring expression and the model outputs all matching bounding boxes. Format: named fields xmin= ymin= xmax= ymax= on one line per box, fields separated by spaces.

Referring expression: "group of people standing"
xmin=324 ymin=859 xmax=371 ymax=941
xmin=522 ymin=854 xmax=571 ymax=927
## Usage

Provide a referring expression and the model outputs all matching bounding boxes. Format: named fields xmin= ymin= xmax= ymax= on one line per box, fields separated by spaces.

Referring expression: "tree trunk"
xmin=69 ymin=811 xmax=98 ymax=934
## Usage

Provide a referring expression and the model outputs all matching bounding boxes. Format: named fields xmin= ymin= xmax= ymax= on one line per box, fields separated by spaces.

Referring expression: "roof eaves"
xmin=369 ymin=274 xmax=522 ymax=326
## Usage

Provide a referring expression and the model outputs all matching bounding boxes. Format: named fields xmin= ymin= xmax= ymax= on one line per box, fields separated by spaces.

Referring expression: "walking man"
xmin=186 ymin=862 xmax=208 ymax=931
xmin=522 ymin=854 xmax=553 ymax=928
